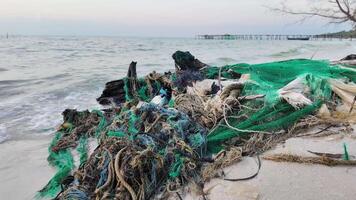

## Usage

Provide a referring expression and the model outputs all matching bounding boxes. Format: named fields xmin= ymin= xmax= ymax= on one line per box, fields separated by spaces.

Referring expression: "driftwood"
xmin=98 ymin=51 xmax=208 ymax=106
xmin=172 ymin=51 xmax=208 ymax=72
xmin=263 ymin=153 xmax=356 ymax=166
xmin=307 ymin=150 xmax=355 ymax=159
xmin=96 ymin=79 xmax=126 ymax=105
xmin=97 ymin=62 xmax=137 ymax=105
xmin=126 ymin=61 xmax=138 ymax=94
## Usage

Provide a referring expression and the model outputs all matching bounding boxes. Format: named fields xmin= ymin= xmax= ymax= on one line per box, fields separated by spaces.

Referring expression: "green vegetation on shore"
xmin=318 ymin=30 xmax=356 ymax=38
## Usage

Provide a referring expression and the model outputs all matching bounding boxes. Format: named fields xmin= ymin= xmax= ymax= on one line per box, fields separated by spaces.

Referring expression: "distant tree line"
xmin=317 ymin=30 xmax=356 ymax=37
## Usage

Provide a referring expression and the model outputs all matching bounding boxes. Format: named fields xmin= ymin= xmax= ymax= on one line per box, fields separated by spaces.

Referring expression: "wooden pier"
xmin=196 ymin=34 xmax=353 ymax=41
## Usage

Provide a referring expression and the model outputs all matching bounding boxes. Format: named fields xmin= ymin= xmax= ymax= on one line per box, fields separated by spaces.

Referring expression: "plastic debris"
xmin=39 ymin=52 xmax=356 ymax=199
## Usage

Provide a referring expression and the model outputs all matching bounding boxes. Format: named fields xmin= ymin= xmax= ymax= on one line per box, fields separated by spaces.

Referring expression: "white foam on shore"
xmin=0 ymin=125 xmax=9 ymax=143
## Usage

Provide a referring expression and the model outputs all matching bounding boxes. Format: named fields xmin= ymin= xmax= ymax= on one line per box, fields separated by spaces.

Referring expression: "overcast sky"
xmin=0 ymin=0 xmax=351 ymax=37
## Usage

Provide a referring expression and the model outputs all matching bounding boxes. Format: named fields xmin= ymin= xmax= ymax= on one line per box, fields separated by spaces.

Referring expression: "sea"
xmin=0 ymin=36 xmax=355 ymax=143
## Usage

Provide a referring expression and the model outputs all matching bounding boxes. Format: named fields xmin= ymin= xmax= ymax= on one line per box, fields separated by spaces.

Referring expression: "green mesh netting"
xmin=205 ymin=59 xmax=356 ymax=152
xmin=128 ymin=110 xmax=139 ymax=140
xmin=123 ymin=77 xmax=132 ymax=101
xmin=107 ymin=130 xmax=126 ymax=138
xmin=204 ymin=59 xmax=356 ymax=82
xmin=168 ymin=98 xmax=175 ymax=108
xmin=92 ymin=109 xmax=107 ymax=138
xmin=77 ymin=137 xmax=88 ymax=167
xmin=123 ymin=77 xmax=168 ymax=103
xmin=343 ymin=143 xmax=350 ymax=161
xmin=38 ymin=110 xmax=109 ymax=198
xmin=169 ymin=154 xmax=183 ymax=178
xmin=203 ymin=59 xmax=356 ymax=105
xmin=38 ymin=132 xmax=74 ymax=198
xmin=137 ymin=78 xmax=150 ymax=101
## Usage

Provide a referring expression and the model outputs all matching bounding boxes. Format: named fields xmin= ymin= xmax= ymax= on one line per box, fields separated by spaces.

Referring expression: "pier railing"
xmin=195 ymin=34 xmax=354 ymax=40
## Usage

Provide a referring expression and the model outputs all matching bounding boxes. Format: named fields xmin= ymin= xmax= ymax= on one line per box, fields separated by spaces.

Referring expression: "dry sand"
xmin=0 ymin=132 xmax=355 ymax=200
xmin=185 ymin=133 xmax=356 ymax=200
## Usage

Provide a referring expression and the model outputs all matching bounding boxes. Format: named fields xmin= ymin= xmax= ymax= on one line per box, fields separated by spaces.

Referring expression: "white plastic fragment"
xmin=278 ymin=77 xmax=312 ymax=109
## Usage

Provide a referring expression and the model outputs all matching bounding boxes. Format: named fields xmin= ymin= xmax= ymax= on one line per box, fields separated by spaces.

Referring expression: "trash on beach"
xmin=39 ymin=51 xmax=356 ymax=200
xmin=263 ymin=153 xmax=356 ymax=166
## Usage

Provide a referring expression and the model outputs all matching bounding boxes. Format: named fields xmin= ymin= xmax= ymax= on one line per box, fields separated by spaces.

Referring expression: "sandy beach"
xmin=186 ymin=133 xmax=356 ymax=200
xmin=2 ymin=0 xmax=356 ymax=199
xmin=1 ymin=128 xmax=355 ymax=200
xmin=1 ymin=38 xmax=356 ymax=199
xmin=0 ymin=137 xmax=53 ymax=200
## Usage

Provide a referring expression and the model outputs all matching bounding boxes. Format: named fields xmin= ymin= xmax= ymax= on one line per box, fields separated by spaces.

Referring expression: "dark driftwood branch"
xmin=127 ymin=61 xmax=138 ymax=95
xmin=97 ymin=61 xmax=138 ymax=105
xmin=97 ymin=51 xmax=208 ymax=106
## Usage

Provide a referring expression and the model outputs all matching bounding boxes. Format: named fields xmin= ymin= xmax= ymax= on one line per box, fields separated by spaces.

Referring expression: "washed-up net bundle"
xmin=39 ymin=52 xmax=356 ymax=199
xmin=203 ymin=59 xmax=356 ymax=152
xmin=39 ymin=102 xmax=208 ymax=199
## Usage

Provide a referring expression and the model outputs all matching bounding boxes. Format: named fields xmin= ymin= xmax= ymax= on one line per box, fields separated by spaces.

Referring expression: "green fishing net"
xmin=204 ymin=59 xmax=356 ymax=152
xmin=38 ymin=132 xmax=74 ymax=198
xmin=38 ymin=110 xmax=108 ymax=198
xmin=39 ymin=58 xmax=356 ymax=198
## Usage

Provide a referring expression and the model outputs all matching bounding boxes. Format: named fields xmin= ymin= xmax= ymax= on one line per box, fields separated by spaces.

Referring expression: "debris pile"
xmin=39 ymin=51 xmax=356 ymax=199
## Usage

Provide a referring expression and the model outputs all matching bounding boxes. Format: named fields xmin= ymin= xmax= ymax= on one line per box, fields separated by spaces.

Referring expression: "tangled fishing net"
xmin=39 ymin=51 xmax=356 ymax=200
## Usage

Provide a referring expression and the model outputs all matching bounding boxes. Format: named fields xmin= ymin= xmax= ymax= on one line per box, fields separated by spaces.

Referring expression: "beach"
xmin=1 ymin=128 xmax=355 ymax=200
xmin=186 ymin=131 xmax=356 ymax=200
xmin=0 ymin=138 xmax=53 ymax=199
xmin=1 ymin=36 xmax=356 ymax=199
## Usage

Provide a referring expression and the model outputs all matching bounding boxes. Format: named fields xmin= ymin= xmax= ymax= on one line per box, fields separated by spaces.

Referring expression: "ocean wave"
xmin=143 ymin=63 xmax=160 ymax=67
xmin=14 ymin=65 xmax=29 ymax=68
xmin=135 ymin=48 xmax=155 ymax=51
xmin=0 ymin=89 xmax=26 ymax=98
xmin=216 ymin=57 xmax=238 ymax=63
xmin=270 ymin=47 xmax=302 ymax=57
xmin=99 ymin=50 xmax=116 ymax=53
xmin=49 ymin=48 xmax=76 ymax=52
xmin=0 ymin=79 xmax=34 ymax=85
xmin=0 ymin=90 xmax=99 ymax=139
xmin=302 ymin=43 xmax=318 ymax=48
xmin=42 ymin=73 xmax=71 ymax=81
xmin=0 ymin=125 xmax=8 ymax=143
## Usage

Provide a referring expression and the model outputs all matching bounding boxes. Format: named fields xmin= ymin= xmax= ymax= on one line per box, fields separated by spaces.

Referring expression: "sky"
xmin=0 ymin=0 xmax=351 ymax=37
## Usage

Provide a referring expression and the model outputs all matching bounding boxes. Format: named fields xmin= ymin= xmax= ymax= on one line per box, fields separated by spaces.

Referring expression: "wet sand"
xmin=0 ymin=132 xmax=355 ymax=200
xmin=0 ymin=138 xmax=54 ymax=200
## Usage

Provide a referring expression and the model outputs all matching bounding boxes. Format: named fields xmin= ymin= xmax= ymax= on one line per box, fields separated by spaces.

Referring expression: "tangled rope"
xmin=40 ymin=56 xmax=356 ymax=200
